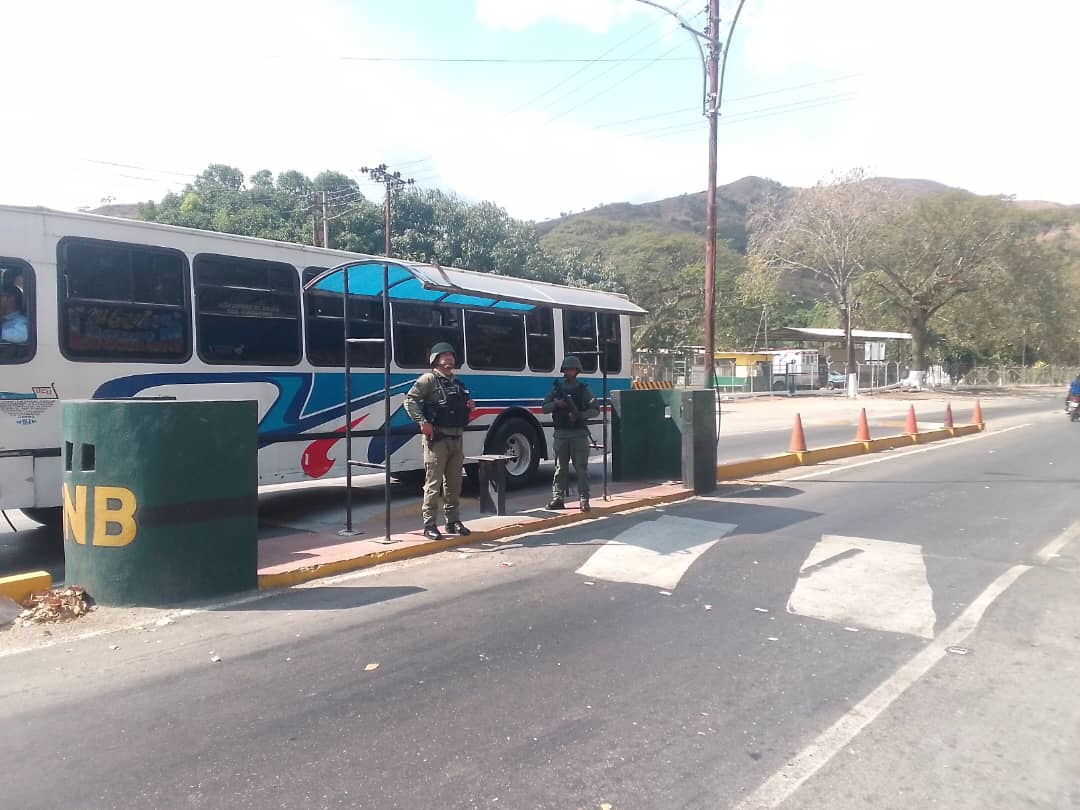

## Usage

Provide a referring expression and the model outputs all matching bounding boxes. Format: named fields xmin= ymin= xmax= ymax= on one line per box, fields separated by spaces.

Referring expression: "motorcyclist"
xmin=1067 ymin=374 xmax=1080 ymax=411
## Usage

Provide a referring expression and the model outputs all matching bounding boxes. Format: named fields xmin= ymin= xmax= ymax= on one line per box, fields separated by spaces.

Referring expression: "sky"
xmin=1 ymin=0 xmax=1077 ymax=222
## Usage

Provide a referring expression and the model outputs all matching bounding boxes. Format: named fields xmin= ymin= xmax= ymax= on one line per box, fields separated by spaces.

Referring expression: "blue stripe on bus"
xmin=93 ymin=371 xmax=631 ymax=447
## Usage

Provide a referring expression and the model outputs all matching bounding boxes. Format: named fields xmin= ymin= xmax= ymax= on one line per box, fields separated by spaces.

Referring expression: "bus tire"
xmin=21 ymin=506 xmax=63 ymax=534
xmin=487 ymin=417 xmax=541 ymax=488
xmin=390 ymin=470 xmax=426 ymax=490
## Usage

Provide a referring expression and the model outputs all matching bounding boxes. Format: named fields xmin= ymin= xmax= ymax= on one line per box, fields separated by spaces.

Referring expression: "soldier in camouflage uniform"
xmin=404 ymin=342 xmax=474 ymax=540
xmin=542 ymin=356 xmax=599 ymax=512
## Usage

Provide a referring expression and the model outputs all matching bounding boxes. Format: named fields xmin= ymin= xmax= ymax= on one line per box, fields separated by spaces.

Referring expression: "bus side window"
xmin=304 ymin=265 xmax=385 ymax=368
xmin=392 ymin=302 xmax=463 ymax=368
xmin=0 ymin=259 xmax=35 ymax=363
xmin=58 ymin=238 xmax=190 ymax=362
xmin=465 ymin=310 xmax=525 ymax=371
xmin=563 ymin=310 xmax=598 ymax=373
xmin=597 ymin=312 xmax=621 ymax=373
xmin=525 ymin=307 xmax=555 ymax=373
xmin=194 ymin=254 xmax=300 ymax=365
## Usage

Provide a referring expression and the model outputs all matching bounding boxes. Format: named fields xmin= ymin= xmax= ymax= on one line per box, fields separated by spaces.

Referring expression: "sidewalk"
xmin=257 ymin=475 xmax=691 ymax=589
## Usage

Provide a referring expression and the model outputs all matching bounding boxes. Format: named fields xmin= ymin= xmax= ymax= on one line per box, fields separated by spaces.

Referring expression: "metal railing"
xmin=960 ymin=365 xmax=1080 ymax=387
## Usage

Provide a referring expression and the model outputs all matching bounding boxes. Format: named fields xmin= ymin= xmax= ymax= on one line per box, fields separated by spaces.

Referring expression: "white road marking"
xmin=734 ymin=562 xmax=1031 ymax=810
xmin=1034 ymin=519 xmax=1080 ymax=563
xmin=788 ymin=535 xmax=937 ymax=639
xmin=576 ymin=515 xmax=736 ymax=590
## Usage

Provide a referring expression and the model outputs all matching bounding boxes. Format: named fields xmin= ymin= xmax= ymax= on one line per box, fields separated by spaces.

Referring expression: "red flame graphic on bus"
xmin=301 ymin=415 xmax=368 ymax=479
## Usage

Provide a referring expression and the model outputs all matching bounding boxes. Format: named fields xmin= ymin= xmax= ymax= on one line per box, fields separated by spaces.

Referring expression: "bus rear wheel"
xmin=487 ymin=417 xmax=541 ymax=488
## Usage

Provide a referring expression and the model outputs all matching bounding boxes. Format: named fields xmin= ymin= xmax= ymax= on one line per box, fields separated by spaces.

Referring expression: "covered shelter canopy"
xmin=775 ymin=327 xmax=912 ymax=342
xmin=305 ymin=259 xmax=647 ymax=316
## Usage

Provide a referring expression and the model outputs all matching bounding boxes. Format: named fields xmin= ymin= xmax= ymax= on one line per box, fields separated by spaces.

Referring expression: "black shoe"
xmin=580 ymin=497 xmax=591 ymax=512
xmin=445 ymin=521 xmax=471 ymax=536
xmin=546 ymin=498 xmax=565 ymax=510
xmin=422 ymin=525 xmax=442 ymax=540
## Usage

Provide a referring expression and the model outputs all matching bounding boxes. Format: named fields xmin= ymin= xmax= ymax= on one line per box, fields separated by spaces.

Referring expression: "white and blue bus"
xmin=0 ymin=205 xmax=642 ymax=530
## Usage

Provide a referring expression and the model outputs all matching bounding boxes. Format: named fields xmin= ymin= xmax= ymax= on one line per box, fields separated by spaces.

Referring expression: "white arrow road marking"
xmin=575 ymin=516 xmax=737 ymax=590
xmin=788 ymin=534 xmax=937 ymax=639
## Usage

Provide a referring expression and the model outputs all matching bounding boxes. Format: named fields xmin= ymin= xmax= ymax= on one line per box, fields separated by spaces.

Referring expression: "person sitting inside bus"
xmin=0 ymin=284 xmax=28 ymax=343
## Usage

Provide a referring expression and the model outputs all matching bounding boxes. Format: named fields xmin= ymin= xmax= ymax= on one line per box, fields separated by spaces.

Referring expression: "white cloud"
xmin=475 ymin=0 xmax=639 ymax=33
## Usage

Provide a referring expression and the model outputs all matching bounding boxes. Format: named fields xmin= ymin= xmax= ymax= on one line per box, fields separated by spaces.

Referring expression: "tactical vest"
xmin=426 ymin=374 xmax=471 ymax=429
xmin=552 ymin=382 xmax=589 ymax=431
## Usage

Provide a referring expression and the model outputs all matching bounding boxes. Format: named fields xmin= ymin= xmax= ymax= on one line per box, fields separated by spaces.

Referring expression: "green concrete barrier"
xmin=62 ymin=399 xmax=258 ymax=606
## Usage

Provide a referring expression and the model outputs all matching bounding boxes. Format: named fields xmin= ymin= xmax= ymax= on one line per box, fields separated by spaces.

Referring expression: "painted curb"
xmin=797 ymin=443 xmax=868 ymax=465
xmin=714 ymin=453 xmax=801 ymax=480
xmin=716 ymin=423 xmax=985 ymax=482
xmin=257 ymin=488 xmax=696 ymax=591
xmin=915 ymin=428 xmax=954 ymax=444
xmin=866 ymin=434 xmax=918 ymax=452
xmin=0 ymin=571 xmax=52 ymax=604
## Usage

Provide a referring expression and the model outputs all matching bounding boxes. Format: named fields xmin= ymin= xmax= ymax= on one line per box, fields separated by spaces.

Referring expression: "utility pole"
xmin=310 ymin=193 xmax=318 ymax=247
xmin=704 ymin=0 xmax=720 ymax=390
xmin=361 ymin=164 xmax=414 ymax=258
xmin=322 ymin=190 xmax=330 ymax=250
xmin=632 ymin=0 xmax=744 ymax=390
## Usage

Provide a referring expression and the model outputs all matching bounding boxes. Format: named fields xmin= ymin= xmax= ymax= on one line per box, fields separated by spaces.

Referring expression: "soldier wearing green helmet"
xmin=404 ymin=341 xmax=475 ymax=540
xmin=542 ymin=355 xmax=599 ymax=511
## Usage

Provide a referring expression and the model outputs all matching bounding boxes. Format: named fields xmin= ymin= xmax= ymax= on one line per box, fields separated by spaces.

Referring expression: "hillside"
xmin=536 ymin=176 xmax=787 ymax=254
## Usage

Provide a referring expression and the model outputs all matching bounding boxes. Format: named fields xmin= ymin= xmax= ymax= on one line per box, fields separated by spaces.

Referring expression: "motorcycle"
xmin=1068 ymin=394 xmax=1080 ymax=422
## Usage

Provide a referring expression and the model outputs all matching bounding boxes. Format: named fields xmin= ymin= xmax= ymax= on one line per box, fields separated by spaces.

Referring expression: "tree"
xmin=863 ymin=192 xmax=1014 ymax=383
xmin=749 ymin=169 xmax=893 ymax=391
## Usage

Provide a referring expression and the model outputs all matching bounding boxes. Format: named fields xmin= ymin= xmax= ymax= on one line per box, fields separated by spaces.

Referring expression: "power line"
xmin=630 ymin=91 xmax=861 ymax=141
xmin=285 ymin=55 xmax=698 ymax=63
xmin=483 ymin=0 xmax=698 ymax=129
xmin=544 ymin=39 xmax=688 ymax=124
xmin=586 ymin=73 xmax=865 ymax=131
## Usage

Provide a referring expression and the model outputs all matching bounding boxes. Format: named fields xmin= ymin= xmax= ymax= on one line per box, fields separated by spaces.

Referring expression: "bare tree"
xmin=749 ymin=168 xmax=894 ymax=395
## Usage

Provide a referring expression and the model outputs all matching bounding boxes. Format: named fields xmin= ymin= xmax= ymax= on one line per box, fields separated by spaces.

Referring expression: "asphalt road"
xmin=0 ymin=393 xmax=1061 ymax=582
xmin=2 ymin=393 xmax=1079 ymax=808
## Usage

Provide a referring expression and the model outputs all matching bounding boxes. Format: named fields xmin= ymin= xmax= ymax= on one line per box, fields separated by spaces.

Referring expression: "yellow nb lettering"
xmin=92 ymin=486 xmax=138 ymax=547
xmin=62 ymin=483 xmax=87 ymax=545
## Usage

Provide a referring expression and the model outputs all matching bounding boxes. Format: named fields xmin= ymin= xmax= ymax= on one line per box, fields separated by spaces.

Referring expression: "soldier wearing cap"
xmin=542 ymin=356 xmax=599 ymax=512
xmin=404 ymin=342 xmax=475 ymax=540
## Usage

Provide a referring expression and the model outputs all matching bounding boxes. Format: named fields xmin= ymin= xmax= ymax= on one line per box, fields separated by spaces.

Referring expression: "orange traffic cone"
xmin=972 ymin=399 xmax=984 ymax=425
xmin=789 ymin=414 xmax=807 ymax=452
xmin=855 ymin=408 xmax=871 ymax=441
xmin=904 ymin=405 xmax=919 ymax=435
xmin=943 ymin=402 xmax=954 ymax=429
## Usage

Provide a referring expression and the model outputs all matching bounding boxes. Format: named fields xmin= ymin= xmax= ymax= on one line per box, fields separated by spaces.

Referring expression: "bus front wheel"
xmin=488 ymin=417 xmax=541 ymax=488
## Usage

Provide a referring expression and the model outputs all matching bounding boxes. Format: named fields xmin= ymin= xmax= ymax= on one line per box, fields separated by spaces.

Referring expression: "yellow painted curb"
xmin=866 ymin=434 xmax=919 ymax=452
xmin=915 ymin=428 xmax=954 ymax=444
xmin=716 ymin=453 xmax=801 ymax=480
xmin=258 ymin=488 xmax=696 ymax=591
xmin=0 ymin=571 xmax=52 ymax=604
xmin=796 ymin=443 xmax=868 ymax=465
xmin=952 ymin=423 xmax=983 ymax=436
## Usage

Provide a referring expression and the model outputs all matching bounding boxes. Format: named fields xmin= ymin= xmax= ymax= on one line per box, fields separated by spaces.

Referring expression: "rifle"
xmin=552 ymin=380 xmax=599 ymax=448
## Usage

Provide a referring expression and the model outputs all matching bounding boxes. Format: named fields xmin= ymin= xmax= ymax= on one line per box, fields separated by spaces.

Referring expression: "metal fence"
xmin=960 ymin=365 xmax=1080 ymax=387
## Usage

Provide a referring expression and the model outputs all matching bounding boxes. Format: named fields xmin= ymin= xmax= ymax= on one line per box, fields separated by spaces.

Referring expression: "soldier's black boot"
xmin=423 ymin=524 xmax=442 ymax=540
xmin=580 ymin=496 xmax=591 ymax=512
xmin=445 ymin=521 xmax=471 ymax=536
xmin=546 ymin=497 xmax=565 ymax=510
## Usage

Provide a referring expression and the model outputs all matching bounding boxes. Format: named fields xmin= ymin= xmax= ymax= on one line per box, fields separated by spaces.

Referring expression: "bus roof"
xmin=3 ymin=204 xmax=647 ymax=315
xmin=308 ymin=260 xmax=648 ymax=316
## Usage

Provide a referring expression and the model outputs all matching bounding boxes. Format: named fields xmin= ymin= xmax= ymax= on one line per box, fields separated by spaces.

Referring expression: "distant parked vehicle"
xmin=826 ymin=371 xmax=846 ymax=390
